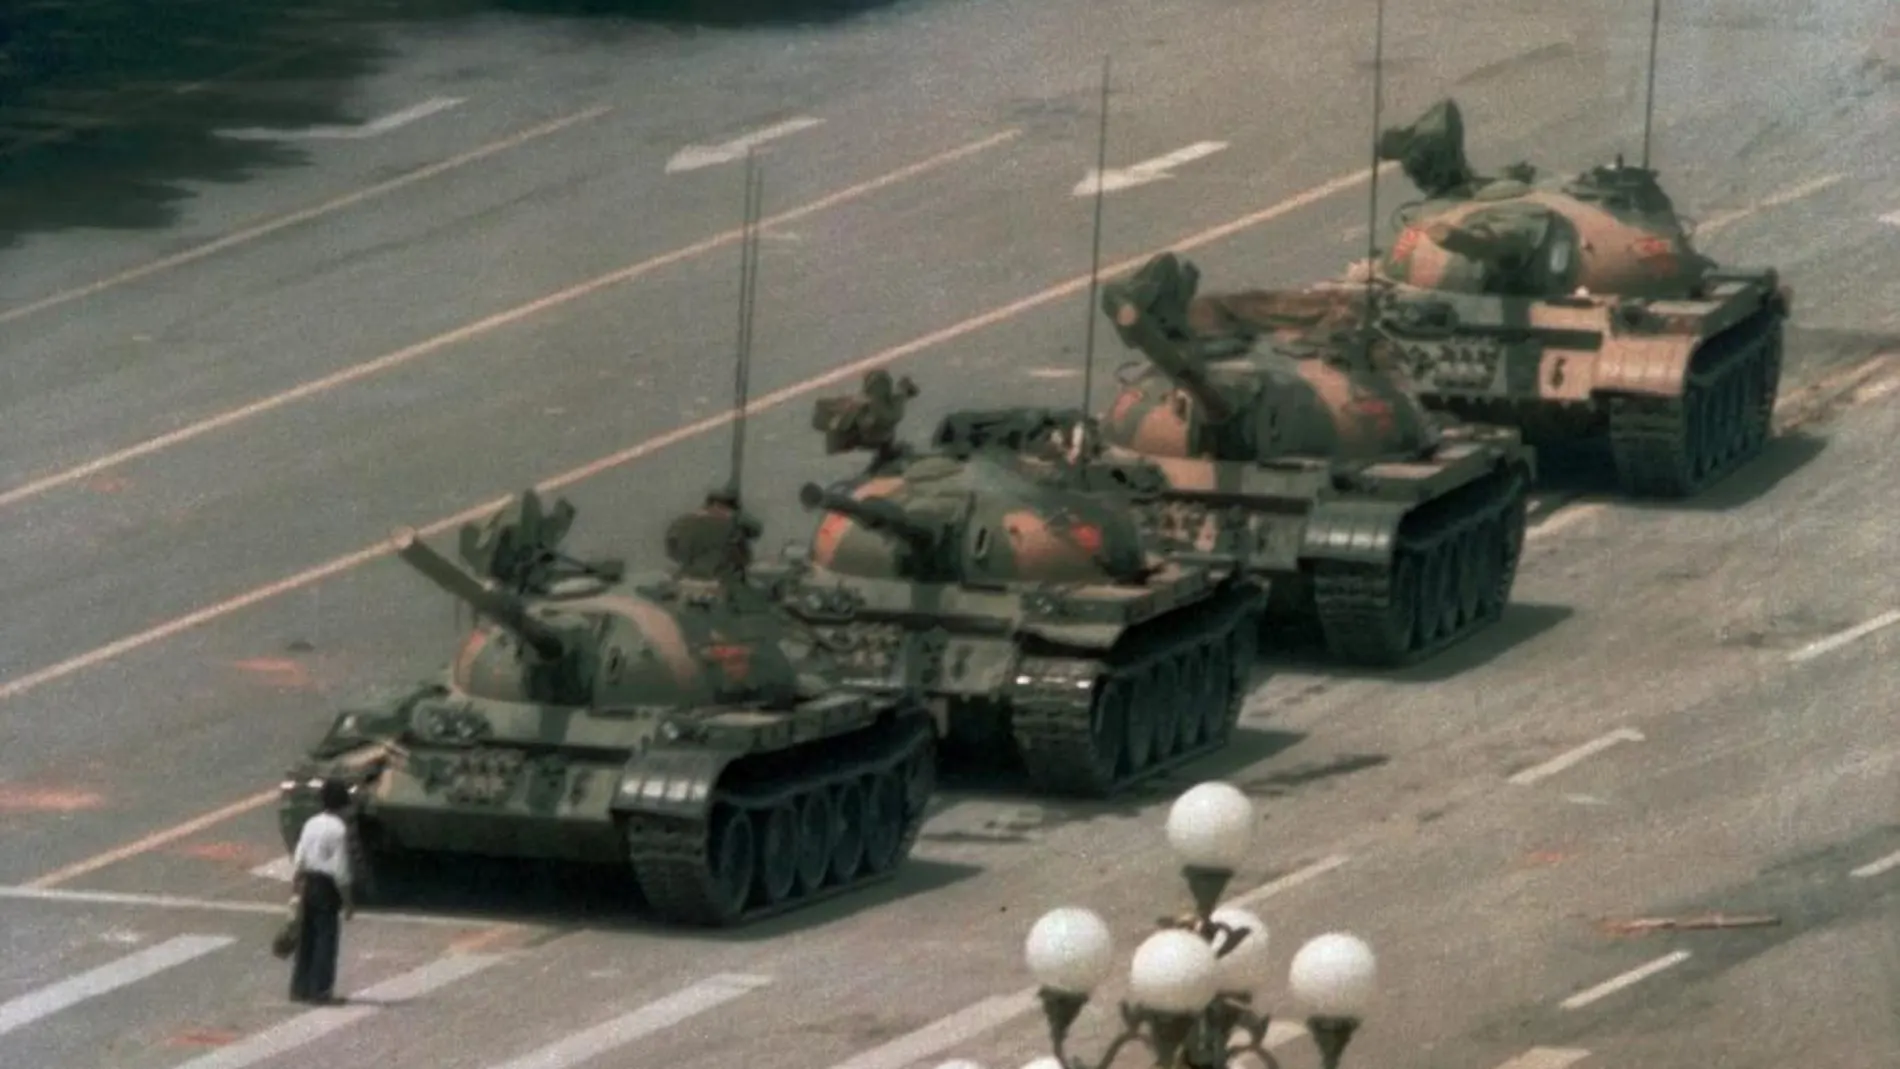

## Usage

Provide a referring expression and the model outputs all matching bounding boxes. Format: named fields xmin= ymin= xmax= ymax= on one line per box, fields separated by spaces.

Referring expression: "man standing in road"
xmin=289 ymin=779 xmax=356 ymax=1004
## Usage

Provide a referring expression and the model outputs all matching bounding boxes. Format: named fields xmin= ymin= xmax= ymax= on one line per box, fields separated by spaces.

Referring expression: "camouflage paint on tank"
xmin=276 ymin=489 xmax=937 ymax=928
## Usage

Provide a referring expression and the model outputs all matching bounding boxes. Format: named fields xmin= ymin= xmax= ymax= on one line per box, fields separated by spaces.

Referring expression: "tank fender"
xmin=609 ymin=747 xmax=741 ymax=822
xmin=1590 ymin=334 xmax=1695 ymax=398
xmin=1299 ymin=499 xmax=1410 ymax=566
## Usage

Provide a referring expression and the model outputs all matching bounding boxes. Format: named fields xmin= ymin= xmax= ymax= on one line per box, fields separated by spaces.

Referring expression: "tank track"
xmin=620 ymin=711 xmax=935 ymax=928
xmin=1007 ymin=586 xmax=1263 ymax=798
xmin=1308 ymin=461 xmax=1531 ymax=667
xmin=1604 ymin=309 xmax=1783 ymax=497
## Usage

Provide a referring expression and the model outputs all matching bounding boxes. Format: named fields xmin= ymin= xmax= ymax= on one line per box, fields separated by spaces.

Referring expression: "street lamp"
xmin=936 ymin=782 xmax=1376 ymax=1069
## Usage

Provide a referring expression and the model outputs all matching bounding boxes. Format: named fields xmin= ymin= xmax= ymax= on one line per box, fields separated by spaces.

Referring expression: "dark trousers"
xmin=289 ymin=872 xmax=342 ymax=1000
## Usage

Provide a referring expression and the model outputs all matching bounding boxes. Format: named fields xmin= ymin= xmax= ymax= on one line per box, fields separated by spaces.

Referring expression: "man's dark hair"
xmin=319 ymin=778 xmax=351 ymax=813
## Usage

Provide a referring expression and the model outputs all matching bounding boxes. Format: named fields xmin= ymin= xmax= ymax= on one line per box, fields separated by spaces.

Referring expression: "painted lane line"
xmin=0 ymin=883 xmax=520 ymax=929
xmin=0 ymin=106 xmax=612 ymax=327
xmin=666 ymin=116 xmax=826 ymax=173
xmin=484 ymin=974 xmax=772 ymax=1069
xmin=24 ymin=789 xmax=278 ymax=889
xmin=1880 ymin=210 xmax=1900 ymax=227
xmin=0 ymin=934 xmax=233 ymax=1036
xmin=1228 ymin=854 xmax=1353 ymax=909
xmin=1075 ymin=141 xmax=1228 ymax=196
xmin=1558 ymin=950 xmax=1690 ymax=1010
xmin=1491 ymin=1049 xmax=1592 ymax=1069
xmin=0 ymin=128 xmax=1018 ymax=514
xmin=169 ymin=953 xmax=503 ymax=1069
xmin=12 ymin=161 xmax=1392 ymax=885
xmin=1694 ymin=173 xmax=1844 ymax=237
xmin=1787 ymin=609 xmax=1900 ymax=663
xmin=825 ymin=990 xmax=1041 ymax=1069
xmin=217 ymin=97 xmax=466 ymax=141
xmin=1507 ymin=729 xmax=1645 ymax=787
xmin=1849 ymin=848 xmax=1900 ymax=880
xmin=251 ymin=857 xmax=296 ymax=881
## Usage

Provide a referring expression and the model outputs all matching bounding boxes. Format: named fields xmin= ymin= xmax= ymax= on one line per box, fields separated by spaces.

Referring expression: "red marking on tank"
xmin=811 ymin=512 xmax=853 ymax=565
xmin=1632 ymin=236 xmax=1675 ymax=260
xmin=702 ymin=643 xmax=753 ymax=681
xmin=0 ymin=785 xmax=105 ymax=813
xmin=1346 ymin=395 xmax=1396 ymax=435
xmin=1107 ymin=388 xmax=1141 ymax=428
xmin=1067 ymin=522 xmax=1104 ymax=555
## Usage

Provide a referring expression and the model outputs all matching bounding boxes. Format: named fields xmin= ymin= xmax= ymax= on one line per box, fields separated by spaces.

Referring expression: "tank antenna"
xmin=1078 ymin=53 xmax=1111 ymax=420
xmin=1639 ymin=0 xmax=1662 ymax=169
xmin=1356 ymin=0 xmax=1386 ymax=362
xmin=725 ymin=149 xmax=763 ymax=561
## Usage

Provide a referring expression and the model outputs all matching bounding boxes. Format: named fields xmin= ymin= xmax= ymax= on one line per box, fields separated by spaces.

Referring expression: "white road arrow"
xmin=665 ymin=116 xmax=826 ymax=174
xmin=1073 ymin=141 xmax=1228 ymax=196
xmin=216 ymin=97 xmax=465 ymax=141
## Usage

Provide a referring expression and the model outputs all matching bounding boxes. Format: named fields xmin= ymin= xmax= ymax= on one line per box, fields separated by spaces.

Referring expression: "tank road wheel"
xmin=1122 ymin=671 xmax=1161 ymax=775
xmin=827 ymin=780 xmax=867 ymax=885
xmin=753 ymin=803 xmax=799 ymax=906
xmin=1472 ymin=518 xmax=1503 ymax=620
xmin=1148 ymin=658 xmax=1184 ymax=763
xmin=704 ymin=805 xmax=757 ymax=921
xmin=1175 ymin=650 xmax=1209 ymax=752
xmin=791 ymin=790 xmax=835 ymax=895
xmin=1455 ymin=527 xmax=1487 ymax=626
xmin=1084 ymin=677 xmax=1133 ymax=787
xmin=1495 ymin=484 xmax=1528 ymax=608
xmin=901 ymin=743 xmax=935 ymax=824
xmin=861 ymin=770 xmax=905 ymax=874
xmin=1199 ymin=641 xmax=1235 ymax=744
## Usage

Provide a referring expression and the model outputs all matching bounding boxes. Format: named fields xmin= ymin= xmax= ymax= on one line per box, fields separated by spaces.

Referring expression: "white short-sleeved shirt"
xmin=292 ymin=811 xmax=354 ymax=888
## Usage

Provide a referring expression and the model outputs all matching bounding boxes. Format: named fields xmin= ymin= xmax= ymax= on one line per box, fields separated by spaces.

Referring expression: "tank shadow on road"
xmin=0 ymin=1 xmax=405 ymax=251
xmin=1528 ymin=432 xmax=1829 ymax=515
xmin=924 ymin=727 xmax=1310 ymax=835
xmin=472 ymin=0 xmax=912 ymax=29
xmin=357 ymin=850 xmax=981 ymax=940
xmin=1262 ymin=602 xmax=1574 ymax=684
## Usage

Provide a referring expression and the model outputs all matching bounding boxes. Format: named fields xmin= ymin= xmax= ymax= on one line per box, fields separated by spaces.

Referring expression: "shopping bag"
xmin=270 ymin=893 xmax=302 ymax=959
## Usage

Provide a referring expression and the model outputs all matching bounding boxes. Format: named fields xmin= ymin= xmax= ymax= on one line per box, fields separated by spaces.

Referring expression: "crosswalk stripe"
xmin=0 ymin=934 xmax=234 ymax=1037
xmin=167 ymin=952 xmax=505 ymax=1069
xmin=1492 ymin=1049 xmax=1592 ymax=1069
xmin=482 ymin=973 xmax=773 ymax=1069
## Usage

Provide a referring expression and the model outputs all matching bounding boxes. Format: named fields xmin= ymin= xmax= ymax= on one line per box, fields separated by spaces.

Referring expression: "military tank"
xmin=1093 ymin=251 xmax=1536 ymax=668
xmin=275 ymin=489 xmax=937 ymax=928
xmin=767 ymin=372 xmax=1268 ymax=798
xmin=1368 ymin=96 xmax=1789 ymax=497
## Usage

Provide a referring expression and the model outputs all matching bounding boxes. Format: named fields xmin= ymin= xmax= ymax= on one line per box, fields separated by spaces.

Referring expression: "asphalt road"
xmin=1 ymin=0 xmax=1897 ymax=1067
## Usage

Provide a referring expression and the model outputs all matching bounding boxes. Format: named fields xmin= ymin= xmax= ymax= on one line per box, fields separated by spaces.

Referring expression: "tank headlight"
xmin=657 ymin=720 xmax=682 ymax=743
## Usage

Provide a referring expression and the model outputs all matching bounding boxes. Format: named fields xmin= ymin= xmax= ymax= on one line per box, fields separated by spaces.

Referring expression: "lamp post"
xmin=938 ymin=781 xmax=1376 ymax=1069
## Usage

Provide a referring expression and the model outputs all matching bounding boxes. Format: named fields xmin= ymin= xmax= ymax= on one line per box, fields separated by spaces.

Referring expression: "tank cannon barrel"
xmin=389 ymin=527 xmax=567 ymax=660
xmin=797 ymin=483 xmax=941 ymax=552
xmin=1100 ymin=284 xmax=1238 ymax=424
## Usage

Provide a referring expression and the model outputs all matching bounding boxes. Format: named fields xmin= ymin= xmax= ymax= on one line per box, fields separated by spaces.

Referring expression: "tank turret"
xmin=773 ymin=379 xmax=1267 ymax=798
xmin=1086 ymin=252 xmax=1536 ymax=668
xmin=1366 ymin=97 xmax=1789 ymax=497
xmin=1099 ymin=251 xmax=1443 ymax=463
xmin=276 ymin=490 xmax=936 ymax=929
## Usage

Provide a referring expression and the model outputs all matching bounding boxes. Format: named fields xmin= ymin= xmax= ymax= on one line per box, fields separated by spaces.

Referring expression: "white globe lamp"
xmin=1288 ymin=932 xmax=1377 ymax=1018
xmin=1207 ymin=906 xmax=1270 ymax=995
xmin=1024 ymin=907 xmax=1115 ymax=995
xmin=1128 ymin=929 xmax=1220 ymax=1014
xmin=1164 ymin=781 xmax=1256 ymax=916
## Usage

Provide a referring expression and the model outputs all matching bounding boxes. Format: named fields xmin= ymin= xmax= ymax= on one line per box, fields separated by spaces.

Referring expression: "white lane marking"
xmin=1694 ymin=173 xmax=1844 ymax=236
xmin=0 ymin=106 xmax=610 ymax=327
xmin=665 ymin=117 xmax=825 ymax=173
xmin=482 ymin=974 xmax=772 ymax=1069
xmin=1880 ymin=210 xmax=1900 ymax=227
xmin=0 ymin=934 xmax=233 ymax=1037
xmin=217 ymin=97 xmax=466 ymax=141
xmin=1787 ymin=609 xmax=1900 ymax=663
xmin=1227 ymin=854 xmax=1352 ymax=909
xmin=0 ymin=883 xmax=496 ymax=928
xmin=1850 ymin=848 xmax=1900 ymax=879
xmin=1507 ymin=729 xmax=1645 ymax=787
xmin=169 ymin=953 xmax=504 ymax=1069
xmin=1491 ymin=1049 xmax=1593 ymax=1069
xmin=824 ymin=991 xmax=1040 ymax=1069
xmin=1074 ymin=141 xmax=1228 ymax=195
xmin=1558 ymin=950 xmax=1690 ymax=1010
xmin=251 ymin=857 xmax=295 ymax=881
